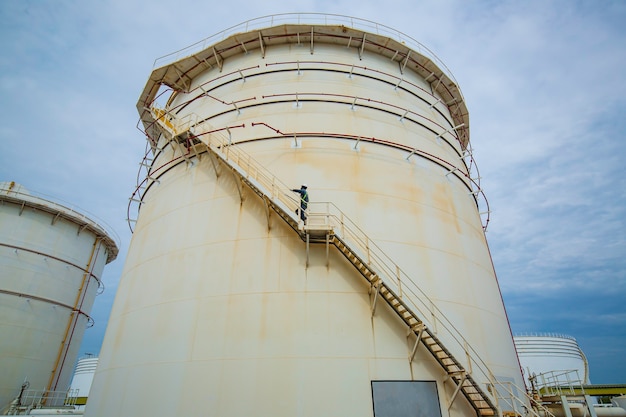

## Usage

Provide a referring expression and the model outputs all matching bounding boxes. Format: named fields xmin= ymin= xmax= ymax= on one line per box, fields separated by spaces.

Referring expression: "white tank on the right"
xmin=513 ymin=333 xmax=589 ymax=384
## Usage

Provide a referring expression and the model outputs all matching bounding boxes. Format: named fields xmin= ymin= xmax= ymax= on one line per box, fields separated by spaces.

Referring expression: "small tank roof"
xmin=0 ymin=181 xmax=119 ymax=263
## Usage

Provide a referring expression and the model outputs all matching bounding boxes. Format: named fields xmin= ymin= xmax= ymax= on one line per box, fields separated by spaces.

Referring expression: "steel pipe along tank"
xmin=0 ymin=182 xmax=118 ymax=411
xmin=87 ymin=14 xmax=525 ymax=417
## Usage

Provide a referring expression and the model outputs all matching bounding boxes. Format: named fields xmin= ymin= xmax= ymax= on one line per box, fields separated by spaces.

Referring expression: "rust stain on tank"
xmin=433 ymin=182 xmax=461 ymax=234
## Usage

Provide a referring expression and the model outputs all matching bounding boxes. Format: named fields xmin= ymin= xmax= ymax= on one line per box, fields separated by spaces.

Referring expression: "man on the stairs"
xmin=291 ymin=184 xmax=309 ymax=223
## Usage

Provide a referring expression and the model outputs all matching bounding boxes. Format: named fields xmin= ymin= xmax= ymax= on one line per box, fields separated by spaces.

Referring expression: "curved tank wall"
xmin=0 ymin=182 xmax=118 ymax=411
xmin=87 ymin=15 xmax=524 ymax=417
xmin=514 ymin=334 xmax=590 ymax=384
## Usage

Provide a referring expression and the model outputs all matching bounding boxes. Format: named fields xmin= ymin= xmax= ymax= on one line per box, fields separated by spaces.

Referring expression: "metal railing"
xmin=494 ymin=380 xmax=556 ymax=417
xmin=3 ymin=389 xmax=79 ymax=414
xmin=533 ymin=370 xmax=585 ymax=397
xmin=194 ymin=125 xmax=305 ymax=221
xmin=152 ymin=13 xmax=461 ymax=96
xmin=193 ymin=124 xmax=542 ymax=416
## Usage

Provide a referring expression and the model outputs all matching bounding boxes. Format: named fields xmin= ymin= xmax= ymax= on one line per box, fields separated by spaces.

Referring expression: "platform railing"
xmin=152 ymin=13 xmax=461 ymax=94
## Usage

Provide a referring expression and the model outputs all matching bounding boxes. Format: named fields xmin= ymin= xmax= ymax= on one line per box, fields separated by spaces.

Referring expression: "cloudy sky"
xmin=1 ymin=0 xmax=624 ymax=385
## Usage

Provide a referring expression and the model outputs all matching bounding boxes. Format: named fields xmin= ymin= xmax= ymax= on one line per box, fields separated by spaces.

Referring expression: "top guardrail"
xmin=514 ymin=332 xmax=578 ymax=341
xmin=152 ymin=13 xmax=462 ymax=98
xmin=0 ymin=185 xmax=121 ymax=255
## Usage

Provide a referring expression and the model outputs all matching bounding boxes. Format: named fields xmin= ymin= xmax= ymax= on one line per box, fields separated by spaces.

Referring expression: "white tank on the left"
xmin=0 ymin=182 xmax=118 ymax=412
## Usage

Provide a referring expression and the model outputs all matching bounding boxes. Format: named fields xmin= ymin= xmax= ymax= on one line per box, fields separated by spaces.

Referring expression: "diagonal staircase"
xmin=145 ymin=108 xmax=540 ymax=417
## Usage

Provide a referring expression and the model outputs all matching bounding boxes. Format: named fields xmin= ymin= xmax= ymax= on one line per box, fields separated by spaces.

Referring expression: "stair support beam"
xmin=396 ymin=265 xmax=402 ymax=298
xmin=207 ymin=152 xmax=220 ymax=178
xmin=262 ymin=196 xmax=271 ymax=232
xmin=325 ymin=232 xmax=330 ymax=267
xmin=464 ymin=341 xmax=473 ymax=375
xmin=409 ymin=324 xmax=426 ymax=362
xmin=174 ymin=141 xmax=191 ymax=164
xmin=585 ymin=395 xmax=598 ymax=417
xmin=306 ymin=233 xmax=310 ymax=268
xmin=232 ymin=172 xmax=244 ymax=204
xmin=448 ymin=372 xmax=468 ymax=411
xmin=370 ymin=283 xmax=381 ymax=317
xmin=560 ymin=396 xmax=574 ymax=417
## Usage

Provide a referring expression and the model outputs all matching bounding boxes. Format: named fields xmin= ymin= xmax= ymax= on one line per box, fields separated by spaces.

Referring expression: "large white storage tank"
xmin=514 ymin=334 xmax=590 ymax=384
xmin=0 ymin=182 xmax=118 ymax=411
xmin=87 ymin=14 xmax=526 ymax=417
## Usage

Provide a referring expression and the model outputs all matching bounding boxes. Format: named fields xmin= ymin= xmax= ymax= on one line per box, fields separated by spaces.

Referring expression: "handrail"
xmin=494 ymin=379 xmax=556 ymax=417
xmin=193 ymin=123 xmax=540 ymax=416
xmin=532 ymin=370 xmax=585 ymax=397
xmin=152 ymin=13 xmax=462 ymax=99
xmin=306 ymin=202 xmax=501 ymax=389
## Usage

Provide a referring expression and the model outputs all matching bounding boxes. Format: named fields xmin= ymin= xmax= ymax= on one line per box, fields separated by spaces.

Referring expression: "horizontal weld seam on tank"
xmin=131 ymin=140 xmax=488 ymax=232
xmin=151 ymin=38 xmax=463 ymax=128
xmin=0 ymin=196 xmax=119 ymax=263
xmin=175 ymin=87 xmax=461 ymax=156
xmin=190 ymin=98 xmax=463 ymax=158
xmin=266 ymin=59 xmax=442 ymax=106
xmin=0 ymin=242 xmax=102 ymax=286
xmin=133 ymin=154 xmax=199 ymax=213
xmin=147 ymin=126 xmax=471 ymax=190
xmin=144 ymin=127 xmax=240 ymax=171
xmin=149 ymin=44 xmax=467 ymax=123
xmin=261 ymin=89 xmax=451 ymax=129
xmin=145 ymin=70 xmax=465 ymax=154
xmin=171 ymin=65 xmax=460 ymax=139
xmin=0 ymin=288 xmax=93 ymax=318
xmin=245 ymin=124 xmax=470 ymax=183
xmin=127 ymin=126 xmax=244 ymax=230
xmin=141 ymin=134 xmax=472 ymax=196
xmin=149 ymin=38 xmax=465 ymax=129
xmin=180 ymin=64 xmax=262 ymax=104
xmin=131 ymin=132 xmax=487 ymax=229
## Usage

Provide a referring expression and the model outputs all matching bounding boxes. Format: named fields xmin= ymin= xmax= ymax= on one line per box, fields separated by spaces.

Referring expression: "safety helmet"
xmin=302 ymin=184 xmax=308 ymax=188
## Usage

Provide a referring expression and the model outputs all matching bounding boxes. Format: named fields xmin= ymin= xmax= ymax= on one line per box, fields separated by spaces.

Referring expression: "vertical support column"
xmin=305 ymin=233 xmax=310 ymax=268
xmin=325 ymin=232 xmax=330 ymax=267
xmin=370 ymin=282 xmax=380 ymax=317
xmin=585 ymin=395 xmax=598 ymax=417
xmin=560 ymin=396 xmax=574 ymax=417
